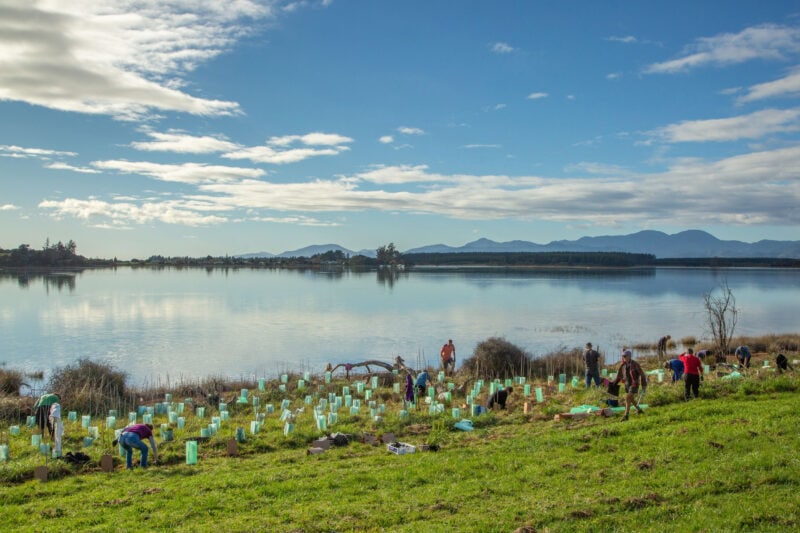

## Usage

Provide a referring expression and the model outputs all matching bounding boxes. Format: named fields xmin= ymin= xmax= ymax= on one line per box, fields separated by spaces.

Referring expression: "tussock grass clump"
xmin=0 ymin=368 xmax=24 ymax=395
xmin=48 ymin=359 xmax=128 ymax=417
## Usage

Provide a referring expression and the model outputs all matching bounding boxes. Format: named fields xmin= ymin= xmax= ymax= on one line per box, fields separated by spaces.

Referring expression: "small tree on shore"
xmin=703 ymin=280 xmax=738 ymax=362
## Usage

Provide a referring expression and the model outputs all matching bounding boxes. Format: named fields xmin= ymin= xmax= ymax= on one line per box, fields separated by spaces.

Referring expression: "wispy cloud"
xmin=526 ymin=92 xmax=549 ymax=100
xmin=45 ymin=162 xmax=102 ymax=174
xmin=397 ymin=126 xmax=425 ymax=135
xmin=462 ymin=144 xmax=501 ymax=149
xmin=645 ymin=23 xmax=800 ymax=74
xmin=92 ymin=160 xmax=265 ymax=184
xmin=0 ymin=145 xmax=77 ymax=159
xmin=648 ymin=107 xmax=800 ymax=142
xmin=1 ymin=204 xmax=20 ymax=211
xmin=378 ymin=136 xmax=394 ymax=144
xmin=222 ymin=132 xmax=353 ymax=164
xmin=737 ymin=67 xmax=800 ymax=103
xmin=607 ymin=35 xmax=638 ymax=44
xmin=490 ymin=42 xmax=516 ymax=54
xmin=0 ymin=1 xmax=288 ymax=120
xmin=131 ymin=130 xmax=241 ymax=153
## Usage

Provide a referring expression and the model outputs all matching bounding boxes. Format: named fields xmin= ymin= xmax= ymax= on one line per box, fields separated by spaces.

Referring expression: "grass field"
xmin=1 ymin=367 xmax=799 ymax=532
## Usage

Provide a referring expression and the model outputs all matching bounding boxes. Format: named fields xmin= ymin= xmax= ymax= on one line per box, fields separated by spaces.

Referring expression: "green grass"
xmin=1 ymin=372 xmax=799 ymax=532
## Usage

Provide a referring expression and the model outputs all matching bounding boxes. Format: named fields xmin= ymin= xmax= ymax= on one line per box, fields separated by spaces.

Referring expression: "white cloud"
xmin=1 ymin=204 xmax=20 ymax=211
xmin=131 ymin=130 xmax=241 ymax=153
xmin=39 ymin=197 xmax=228 ymax=227
xmin=0 ymin=145 xmax=77 ymax=159
xmin=397 ymin=126 xmax=425 ymax=135
xmin=490 ymin=42 xmax=515 ymax=54
xmin=220 ymin=131 xmax=353 ymax=164
xmin=37 ymin=145 xmax=800 ymax=229
xmin=493 ymin=103 xmax=507 ymax=110
xmin=462 ymin=144 xmax=501 ymax=149
xmin=607 ymin=36 xmax=637 ymax=44
xmin=645 ymin=23 xmax=800 ymax=74
xmin=737 ymin=67 xmax=800 ymax=103
xmin=45 ymin=162 xmax=102 ymax=174
xmin=0 ymin=1 xmax=283 ymax=120
xmin=92 ymin=160 xmax=265 ymax=184
xmin=606 ymin=72 xmax=621 ymax=80
xmin=378 ymin=135 xmax=394 ymax=144
xmin=526 ymin=92 xmax=549 ymax=100
xmin=650 ymin=107 xmax=800 ymax=143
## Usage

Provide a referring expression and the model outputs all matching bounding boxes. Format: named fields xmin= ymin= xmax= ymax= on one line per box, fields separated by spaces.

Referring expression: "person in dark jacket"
xmin=612 ymin=349 xmax=647 ymax=421
xmin=776 ymin=353 xmax=794 ymax=373
xmin=584 ymin=342 xmax=601 ymax=388
xmin=488 ymin=386 xmax=513 ymax=410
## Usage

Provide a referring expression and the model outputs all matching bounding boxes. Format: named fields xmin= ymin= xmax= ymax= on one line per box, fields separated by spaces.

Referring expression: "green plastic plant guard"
xmin=325 ymin=371 xmax=331 ymax=384
xmin=365 ymin=389 xmax=372 ymax=400
xmin=177 ymin=417 xmax=185 ymax=429
xmin=427 ymin=386 xmax=435 ymax=398
xmin=0 ymin=444 xmax=8 ymax=461
xmin=196 ymin=407 xmax=205 ymax=418
xmin=163 ymin=429 xmax=174 ymax=442
xmin=559 ymin=374 xmax=567 ymax=384
xmin=371 ymin=376 xmax=379 ymax=389
xmin=342 ymin=386 xmax=350 ymax=396
xmin=128 ymin=412 xmax=137 ymax=423
xmin=236 ymin=427 xmax=246 ymax=443
xmin=281 ymin=374 xmax=288 ymax=384
xmin=82 ymin=437 xmax=93 ymax=447
xmin=67 ymin=411 xmax=77 ymax=422
xmin=186 ymin=441 xmax=198 ymax=465
xmin=279 ymin=384 xmax=286 ymax=393
xmin=535 ymin=387 xmax=544 ymax=403
xmin=10 ymin=425 xmax=19 ymax=436
xmin=438 ymin=371 xmax=445 ymax=382
xmin=558 ymin=383 xmax=565 ymax=393
xmin=298 ymin=379 xmax=305 ymax=390
xmin=88 ymin=426 xmax=99 ymax=438
xmin=452 ymin=407 xmax=461 ymax=418
xmin=283 ymin=423 xmax=294 ymax=436
xmin=328 ymin=412 xmax=338 ymax=425
xmin=258 ymin=378 xmax=265 ymax=391
xmin=81 ymin=415 xmax=91 ymax=428
xmin=106 ymin=416 xmax=116 ymax=429
xmin=350 ymin=406 xmax=359 ymax=415
xmin=571 ymin=376 xmax=579 ymax=388
xmin=523 ymin=384 xmax=531 ymax=396
xmin=32 ymin=434 xmax=41 ymax=447
xmin=393 ymin=383 xmax=400 ymax=393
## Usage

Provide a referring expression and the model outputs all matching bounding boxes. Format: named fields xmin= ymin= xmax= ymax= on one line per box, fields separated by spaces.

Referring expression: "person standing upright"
xmin=681 ymin=348 xmax=703 ymax=400
xmin=657 ymin=335 xmax=671 ymax=360
xmin=440 ymin=339 xmax=456 ymax=376
xmin=584 ymin=342 xmax=601 ymax=388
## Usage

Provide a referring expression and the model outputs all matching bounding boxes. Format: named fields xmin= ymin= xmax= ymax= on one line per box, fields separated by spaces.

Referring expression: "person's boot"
xmin=621 ymin=414 xmax=629 ymax=421
xmin=636 ymin=406 xmax=644 ymax=414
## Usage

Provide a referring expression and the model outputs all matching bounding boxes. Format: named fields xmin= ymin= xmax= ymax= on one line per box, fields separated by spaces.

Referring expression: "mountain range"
xmin=237 ymin=230 xmax=800 ymax=259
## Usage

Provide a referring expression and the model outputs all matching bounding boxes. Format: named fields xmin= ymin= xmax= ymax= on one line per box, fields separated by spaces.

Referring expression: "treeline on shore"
xmin=3 ymin=240 xmax=800 ymax=269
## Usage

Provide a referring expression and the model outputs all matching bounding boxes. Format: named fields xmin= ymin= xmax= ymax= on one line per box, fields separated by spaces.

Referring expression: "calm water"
xmin=2 ymin=267 xmax=798 ymax=385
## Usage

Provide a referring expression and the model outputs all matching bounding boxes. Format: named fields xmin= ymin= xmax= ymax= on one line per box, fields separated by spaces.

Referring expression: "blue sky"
xmin=2 ymin=1 xmax=800 ymax=259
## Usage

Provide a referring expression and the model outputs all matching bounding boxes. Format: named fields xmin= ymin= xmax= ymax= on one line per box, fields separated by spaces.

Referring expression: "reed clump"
xmin=0 ymin=368 xmax=24 ymax=395
xmin=48 ymin=359 xmax=128 ymax=417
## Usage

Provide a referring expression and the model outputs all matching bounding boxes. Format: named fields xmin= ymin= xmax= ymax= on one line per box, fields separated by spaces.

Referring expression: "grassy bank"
xmin=1 ymin=362 xmax=799 ymax=532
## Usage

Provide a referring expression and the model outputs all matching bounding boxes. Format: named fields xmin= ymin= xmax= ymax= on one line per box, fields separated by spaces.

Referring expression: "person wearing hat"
xmin=611 ymin=349 xmax=647 ymax=421
xmin=584 ymin=342 xmax=601 ymax=388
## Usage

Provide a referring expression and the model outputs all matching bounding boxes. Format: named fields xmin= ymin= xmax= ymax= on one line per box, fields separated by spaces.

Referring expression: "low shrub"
xmin=47 ymin=359 xmax=129 ymax=416
xmin=0 ymin=368 xmax=24 ymax=395
xmin=461 ymin=337 xmax=534 ymax=380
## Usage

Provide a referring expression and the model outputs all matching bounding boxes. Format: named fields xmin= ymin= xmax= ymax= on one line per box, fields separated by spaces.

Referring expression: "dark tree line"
xmin=0 ymin=240 xmax=92 ymax=267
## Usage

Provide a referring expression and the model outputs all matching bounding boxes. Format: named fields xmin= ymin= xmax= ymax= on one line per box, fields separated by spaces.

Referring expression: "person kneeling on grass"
xmin=114 ymin=423 xmax=158 ymax=470
xmin=611 ymin=349 xmax=647 ymax=421
xmin=488 ymin=386 xmax=513 ymax=410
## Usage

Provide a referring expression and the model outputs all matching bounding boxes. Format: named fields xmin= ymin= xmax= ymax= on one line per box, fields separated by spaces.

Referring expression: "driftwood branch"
xmin=328 ymin=356 xmax=416 ymax=380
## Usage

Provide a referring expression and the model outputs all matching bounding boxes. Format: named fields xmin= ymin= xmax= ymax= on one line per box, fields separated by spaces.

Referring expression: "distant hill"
xmin=237 ymin=244 xmax=377 ymax=259
xmin=404 ymin=230 xmax=800 ymax=259
xmin=237 ymin=230 xmax=800 ymax=260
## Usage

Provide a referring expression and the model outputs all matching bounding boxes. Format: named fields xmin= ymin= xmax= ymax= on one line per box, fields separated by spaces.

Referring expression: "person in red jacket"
xmin=680 ymin=348 xmax=704 ymax=400
xmin=440 ymin=339 xmax=456 ymax=376
xmin=611 ymin=349 xmax=647 ymax=421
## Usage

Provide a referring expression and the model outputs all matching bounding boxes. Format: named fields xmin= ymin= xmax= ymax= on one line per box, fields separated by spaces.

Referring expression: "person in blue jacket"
xmin=665 ymin=358 xmax=684 ymax=382
xmin=415 ymin=370 xmax=432 ymax=397
xmin=735 ymin=345 xmax=752 ymax=368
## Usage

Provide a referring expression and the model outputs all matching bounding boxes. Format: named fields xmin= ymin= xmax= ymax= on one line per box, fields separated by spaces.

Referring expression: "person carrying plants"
xmin=735 ymin=345 xmax=752 ymax=368
xmin=680 ymin=348 xmax=703 ymax=400
xmin=776 ymin=353 xmax=794 ymax=373
xmin=583 ymin=342 xmax=601 ymax=388
xmin=440 ymin=339 xmax=456 ymax=376
xmin=114 ymin=423 xmax=159 ymax=469
xmin=611 ymin=349 xmax=647 ymax=421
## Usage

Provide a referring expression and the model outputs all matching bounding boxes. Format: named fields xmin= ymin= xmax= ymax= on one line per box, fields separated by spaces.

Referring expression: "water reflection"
xmin=0 ymin=270 xmax=80 ymax=292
